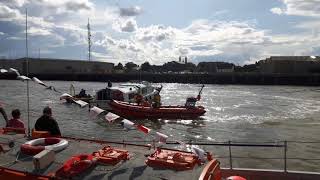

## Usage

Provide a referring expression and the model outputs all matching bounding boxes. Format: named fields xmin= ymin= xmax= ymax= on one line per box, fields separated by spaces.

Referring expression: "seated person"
xmin=107 ymin=81 xmax=112 ymax=88
xmin=185 ymin=97 xmax=197 ymax=108
xmin=35 ymin=106 xmax=61 ymax=136
xmin=7 ymin=109 xmax=25 ymax=128
xmin=78 ymin=89 xmax=86 ymax=97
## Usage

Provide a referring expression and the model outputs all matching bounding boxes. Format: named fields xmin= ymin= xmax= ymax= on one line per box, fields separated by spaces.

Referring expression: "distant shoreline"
xmin=1 ymin=72 xmax=320 ymax=86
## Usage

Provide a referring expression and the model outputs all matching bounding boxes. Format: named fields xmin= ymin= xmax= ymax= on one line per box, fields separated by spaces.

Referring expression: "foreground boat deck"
xmin=1 ymin=132 xmax=320 ymax=180
xmin=0 ymin=133 xmax=206 ymax=180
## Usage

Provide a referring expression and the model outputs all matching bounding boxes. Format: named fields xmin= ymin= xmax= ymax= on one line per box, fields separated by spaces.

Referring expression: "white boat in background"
xmin=94 ymin=81 xmax=161 ymax=110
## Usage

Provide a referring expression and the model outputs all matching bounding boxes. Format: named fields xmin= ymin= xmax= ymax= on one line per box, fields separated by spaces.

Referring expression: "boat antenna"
xmin=197 ymin=84 xmax=205 ymax=101
xmin=87 ymin=18 xmax=92 ymax=61
xmin=26 ymin=8 xmax=31 ymax=137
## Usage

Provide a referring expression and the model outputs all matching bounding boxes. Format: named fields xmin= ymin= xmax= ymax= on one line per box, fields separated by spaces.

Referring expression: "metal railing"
xmin=2 ymin=132 xmax=319 ymax=172
xmin=161 ymin=140 xmax=320 ymax=172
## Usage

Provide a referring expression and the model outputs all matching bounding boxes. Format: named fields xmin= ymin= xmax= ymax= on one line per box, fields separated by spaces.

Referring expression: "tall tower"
xmin=87 ymin=18 xmax=92 ymax=61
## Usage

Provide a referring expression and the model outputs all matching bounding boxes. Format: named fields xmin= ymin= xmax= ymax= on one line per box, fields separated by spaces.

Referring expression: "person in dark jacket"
xmin=35 ymin=106 xmax=61 ymax=136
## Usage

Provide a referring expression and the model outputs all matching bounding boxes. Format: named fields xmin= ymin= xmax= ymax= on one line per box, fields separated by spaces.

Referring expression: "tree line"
xmin=113 ymin=61 xmax=259 ymax=73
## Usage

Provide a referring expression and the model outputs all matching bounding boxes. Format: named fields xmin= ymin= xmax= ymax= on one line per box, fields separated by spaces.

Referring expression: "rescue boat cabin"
xmin=95 ymin=82 xmax=158 ymax=110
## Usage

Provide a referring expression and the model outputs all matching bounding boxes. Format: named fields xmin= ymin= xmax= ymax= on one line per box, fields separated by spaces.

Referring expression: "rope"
xmin=0 ymin=149 xmax=33 ymax=167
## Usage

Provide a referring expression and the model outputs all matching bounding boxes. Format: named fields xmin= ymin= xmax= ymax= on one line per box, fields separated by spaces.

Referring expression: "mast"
xmin=87 ymin=18 xmax=92 ymax=61
xmin=26 ymin=9 xmax=30 ymax=137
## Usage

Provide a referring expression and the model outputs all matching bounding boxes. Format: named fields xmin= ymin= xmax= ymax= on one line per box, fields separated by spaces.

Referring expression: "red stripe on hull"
xmin=110 ymin=100 xmax=206 ymax=119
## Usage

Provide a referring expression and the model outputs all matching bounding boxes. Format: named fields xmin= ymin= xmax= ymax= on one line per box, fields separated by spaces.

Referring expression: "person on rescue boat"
xmin=152 ymin=91 xmax=161 ymax=108
xmin=78 ymin=89 xmax=86 ymax=97
xmin=134 ymin=94 xmax=143 ymax=105
xmin=185 ymin=95 xmax=201 ymax=108
xmin=107 ymin=81 xmax=112 ymax=88
xmin=0 ymin=102 xmax=8 ymax=126
xmin=34 ymin=106 xmax=61 ymax=136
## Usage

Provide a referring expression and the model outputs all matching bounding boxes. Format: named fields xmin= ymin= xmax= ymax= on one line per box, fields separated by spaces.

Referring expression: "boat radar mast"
xmin=87 ymin=18 xmax=92 ymax=61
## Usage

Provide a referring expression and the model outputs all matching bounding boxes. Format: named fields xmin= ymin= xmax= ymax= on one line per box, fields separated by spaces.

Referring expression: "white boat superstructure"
xmin=94 ymin=81 xmax=160 ymax=110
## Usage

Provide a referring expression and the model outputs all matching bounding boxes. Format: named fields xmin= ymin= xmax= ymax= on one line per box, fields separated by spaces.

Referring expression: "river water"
xmin=1 ymin=80 xmax=320 ymax=171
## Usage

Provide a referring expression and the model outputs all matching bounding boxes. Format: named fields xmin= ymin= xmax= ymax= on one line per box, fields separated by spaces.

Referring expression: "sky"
xmin=1 ymin=0 xmax=320 ymax=65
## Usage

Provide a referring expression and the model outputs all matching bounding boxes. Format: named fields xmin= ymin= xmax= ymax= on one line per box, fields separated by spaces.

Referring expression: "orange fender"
xmin=32 ymin=130 xmax=50 ymax=139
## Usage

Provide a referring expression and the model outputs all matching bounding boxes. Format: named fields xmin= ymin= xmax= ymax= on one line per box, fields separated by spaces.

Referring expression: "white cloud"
xmin=117 ymin=18 xmax=137 ymax=32
xmin=95 ymin=19 xmax=275 ymax=65
xmin=28 ymin=0 xmax=94 ymax=13
xmin=2 ymin=1 xmax=320 ymax=65
xmin=1 ymin=0 xmax=25 ymax=7
xmin=178 ymin=47 xmax=189 ymax=55
xmin=271 ymin=0 xmax=320 ymax=17
xmin=270 ymin=7 xmax=283 ymax=15
xmin=119 ymin=6 xmax=142 ymax=17
xmin=28 ymin=27 xmax=51 ymax=36
xmin=0 ymin=4 xmax=22 ymax=20
xmin=7 ymin=36 xmax=24 ymax=40
xmin=117 ymin=39 xmax=140 ymax=52
xmin=91 ymin=51 xmax=113 ymax=61
xmin=136 ymin=25 xmax=176 ymax=42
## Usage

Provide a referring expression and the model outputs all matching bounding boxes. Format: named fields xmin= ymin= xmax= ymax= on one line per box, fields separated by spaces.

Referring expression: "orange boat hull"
xmin=110 ymin=100 xmax=206 ymax=119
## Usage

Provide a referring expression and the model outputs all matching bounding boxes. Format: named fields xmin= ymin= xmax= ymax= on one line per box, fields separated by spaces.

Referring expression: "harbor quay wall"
xmin=1 ymin=72 xmax=320 ymax=86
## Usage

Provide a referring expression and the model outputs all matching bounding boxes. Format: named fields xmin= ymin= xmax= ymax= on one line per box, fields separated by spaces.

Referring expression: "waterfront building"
xmin=0 ymin=58 xmax=114 ymax=75
xmin=259 ymin=56 xmax=320 ymax=74
xmin=196 ymin=62 xmax=235 ymax=73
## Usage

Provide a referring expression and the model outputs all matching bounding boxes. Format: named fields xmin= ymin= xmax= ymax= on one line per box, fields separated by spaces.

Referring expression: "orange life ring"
xmin=92 ymin=146 xmax=129 ymax=165
xmin=55 ymin=154 xmax=96 ymax=178
xmin=20 ymin=137 xmax=68 ymax=155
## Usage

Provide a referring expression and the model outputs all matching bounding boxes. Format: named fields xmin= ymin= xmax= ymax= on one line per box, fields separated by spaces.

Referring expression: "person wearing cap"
xmin=34 ymin=106 xmax=61 ymax=136
xmin=7 ymin=109 xmax=25 ymax=128
xmin=0 ymin=103 xmax=8 ymax=126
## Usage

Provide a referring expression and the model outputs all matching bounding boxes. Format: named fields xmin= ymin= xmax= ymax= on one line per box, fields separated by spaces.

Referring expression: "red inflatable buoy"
xmin=227 ymin=176 xmax=247 ymax=180
xmin=55 ymin=154 xmax=97 ymax=178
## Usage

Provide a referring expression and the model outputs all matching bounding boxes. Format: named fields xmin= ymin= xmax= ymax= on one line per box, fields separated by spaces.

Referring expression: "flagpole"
xmin=87 ymin=18 xmax=91 ymax=61
xmin=26 ymin=9 xmax=30 ymax=137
